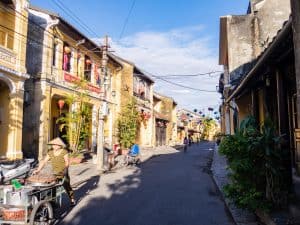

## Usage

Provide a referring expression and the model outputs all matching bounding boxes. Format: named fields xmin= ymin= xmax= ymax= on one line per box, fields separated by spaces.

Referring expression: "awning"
xmin=154 ymin=110 xmax=169 ymax=121
xmin=226 ymin=18 xmax=292 ymax=102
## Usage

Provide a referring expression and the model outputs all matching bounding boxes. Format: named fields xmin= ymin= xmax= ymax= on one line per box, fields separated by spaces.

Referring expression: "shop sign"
xmin=64 ymin=72 xmax=101 ymax=93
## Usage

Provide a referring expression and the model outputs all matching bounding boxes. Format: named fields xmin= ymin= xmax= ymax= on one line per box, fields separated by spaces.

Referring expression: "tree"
xmin=117 ymin=98 xmax=139 ymax=149
xmin=201 ymin=117 xmax=217 ymax=140
xmin=57 ymin=80 xmax=92 ymax=155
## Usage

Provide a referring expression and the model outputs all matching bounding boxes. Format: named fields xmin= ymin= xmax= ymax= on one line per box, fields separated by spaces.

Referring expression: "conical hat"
xmin=48 ymin=137 xmax=66 ymax=148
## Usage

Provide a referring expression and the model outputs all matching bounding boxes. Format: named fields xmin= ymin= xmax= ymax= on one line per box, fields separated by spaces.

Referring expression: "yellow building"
xmin=153 ymin=92 xmax=177 ymax=146
xmin=0 ymin=0 xmax=29 ymax=159
xmin=109 ymin=55 xmax=155 ymax=148
xmin=22 ymin=7 xmax=122 ymax=159
xmin=177 ymin=109 xmax=202 ymax=143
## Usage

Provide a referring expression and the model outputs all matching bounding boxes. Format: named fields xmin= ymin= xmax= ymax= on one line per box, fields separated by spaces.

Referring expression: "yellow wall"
xmin=0 ymin=0 xmax=29 ymax=159
xmin=235 ymin=93 xmax=252 ymax=126
xmin=0 ymin=82 xmax=10 ymax=156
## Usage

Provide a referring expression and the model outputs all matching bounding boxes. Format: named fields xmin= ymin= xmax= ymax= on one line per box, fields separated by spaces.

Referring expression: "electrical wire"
xmin=51 ymin=0 xmax=97 ymax=38
xmin=118 ymin=0 xmax=136 ymax=40
xmin=152 ymin=75 xmax=217 ymax=93
xmin=0 ymin=6 xmax=220 ymax=94
xmin=52 ymin=0 xmax=100 ymax=38
xmin=156 ymin=71 xmax=223 ymax=77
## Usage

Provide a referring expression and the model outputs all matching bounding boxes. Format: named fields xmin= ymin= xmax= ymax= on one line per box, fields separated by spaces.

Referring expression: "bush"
xmin=219 ymin=116 xmax=289 ymax=211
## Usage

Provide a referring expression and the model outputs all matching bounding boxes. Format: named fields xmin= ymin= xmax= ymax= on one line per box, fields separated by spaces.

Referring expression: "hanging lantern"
xmin=64 ymin=46 xmax=71 ymax=54
xmin=57 ymin=99 xmax=65 ymax=115
xmin=86 ymin=59 xmax=92 ymax=65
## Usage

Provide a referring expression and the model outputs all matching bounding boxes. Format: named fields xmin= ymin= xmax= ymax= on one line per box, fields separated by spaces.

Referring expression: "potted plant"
xmin=117 ymin=99 xmax=139 ymax=155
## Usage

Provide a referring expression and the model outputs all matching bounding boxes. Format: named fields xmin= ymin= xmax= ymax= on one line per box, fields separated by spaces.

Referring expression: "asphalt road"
xmin=59 ymin=141 xmax=235 ymax=225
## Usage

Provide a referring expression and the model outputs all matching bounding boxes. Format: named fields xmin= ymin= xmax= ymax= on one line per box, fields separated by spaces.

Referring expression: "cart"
xmin=0 ymin=181 xmax=65 ymax=225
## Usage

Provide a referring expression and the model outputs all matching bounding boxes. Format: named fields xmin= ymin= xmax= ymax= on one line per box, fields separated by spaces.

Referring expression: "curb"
xmin=211 ymin=144 xmax=259 ymax=225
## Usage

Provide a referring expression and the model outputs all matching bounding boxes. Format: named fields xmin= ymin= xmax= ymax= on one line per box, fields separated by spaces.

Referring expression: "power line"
xmin=53 ymin=0 xmax=100 ymax=37
xmin=51 ymin=0 xmax=98 ymax=38
xmin=118 ymin=0 xmax=136 ymax=40
xmin=157 ymin=71 xmax=223 ymax=77
xmin=152 ymin=75 xmax=217 ymax=93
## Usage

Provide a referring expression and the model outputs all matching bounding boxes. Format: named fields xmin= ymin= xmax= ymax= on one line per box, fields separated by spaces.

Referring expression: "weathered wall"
xmin=226 ymin=0 xmax=291 ymax=74
xmin=227 ymin=15 xmax=254 ymax=73
xmin=255 ymin=0 xmax=291 ymax=53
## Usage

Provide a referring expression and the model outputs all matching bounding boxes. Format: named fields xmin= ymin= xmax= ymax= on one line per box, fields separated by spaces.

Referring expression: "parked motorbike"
xmin=126 ymin=154 xmax=141 ymax=166
xmin=0 ymin=158 xmax=36 ymax=184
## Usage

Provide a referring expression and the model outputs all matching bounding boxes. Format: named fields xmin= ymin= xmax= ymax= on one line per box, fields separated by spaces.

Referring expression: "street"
xmin=58 ymin=142 xmax=234 ymax=225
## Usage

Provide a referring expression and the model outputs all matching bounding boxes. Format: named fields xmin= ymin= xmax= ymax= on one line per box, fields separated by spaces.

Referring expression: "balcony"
xmin=0 ymin=45 xmax=16 ymax=67
xmin=0 ymin=28 xmax=17 ymax=71
xmin=134 ymin=91 xmax=151 ymax=108
xmin=63 ymin=72 xmax=101 ymax=94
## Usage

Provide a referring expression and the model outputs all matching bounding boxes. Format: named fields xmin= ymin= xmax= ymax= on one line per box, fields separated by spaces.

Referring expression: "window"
xmin=0 ymin=30 xmax=14 ymax=50
xmin=84 ymin=55 xmax=92 ymax=82
xmin=6 ymin=34 xmax=13 ymax=50
xmin=52 ymin=41 xmax=57 ymax=67
xmin=0 ymin=30 xmax=5 ymax=46
xmin=62 ymin=43 xmax=71 ymax=72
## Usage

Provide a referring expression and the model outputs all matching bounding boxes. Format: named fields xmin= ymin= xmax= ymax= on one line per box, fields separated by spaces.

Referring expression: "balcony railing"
xmin=63 ymin=72 xmax=101 ymax=94
xmin=0 ymin=44 xmax=16 ymax=70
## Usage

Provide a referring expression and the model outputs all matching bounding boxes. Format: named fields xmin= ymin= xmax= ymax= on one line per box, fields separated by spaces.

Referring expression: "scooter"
xmin=126 ymin=154 xmax=141 ymax=166
xmin=0 ymin=158 xmax=36 ymax=184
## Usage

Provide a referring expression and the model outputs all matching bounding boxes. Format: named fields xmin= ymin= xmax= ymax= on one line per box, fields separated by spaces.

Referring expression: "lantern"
xmin=86 ymin=59 xmax=92 ymax=65
xmin=57 ymin=99 xmax=65 ymax=115
xmin=64 ymin=46 xmax=71 ymax=54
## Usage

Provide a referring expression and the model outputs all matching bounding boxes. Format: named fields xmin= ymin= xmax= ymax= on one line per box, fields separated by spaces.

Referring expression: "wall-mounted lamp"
xmin=111 ymin=90 xmax=116 ymax=97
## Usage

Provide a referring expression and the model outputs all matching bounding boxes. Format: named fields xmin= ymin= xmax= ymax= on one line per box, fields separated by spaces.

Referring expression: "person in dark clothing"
xmin=183 ymin=137 xmax=188 ymax=152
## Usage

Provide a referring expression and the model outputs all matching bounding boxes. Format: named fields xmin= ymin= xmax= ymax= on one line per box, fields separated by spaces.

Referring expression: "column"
xmin=7 ymin=88 xmax=24 ymax=159
xmin=291 ymin=0 xmax=300 ymax=173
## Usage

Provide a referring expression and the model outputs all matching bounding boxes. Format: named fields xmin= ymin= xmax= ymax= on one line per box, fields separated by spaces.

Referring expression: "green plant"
xmin=118 ymin=99 xmax=139 ymax=149
xmin=219 ymin=116 xmax=290 ymax=211
xmin=201 ymin=117 xmax=217 ymax=140
xmin=57 ymin=80 xmax=92 ymax=154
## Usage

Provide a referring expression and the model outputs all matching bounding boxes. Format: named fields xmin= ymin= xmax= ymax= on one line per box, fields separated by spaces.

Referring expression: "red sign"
xmin=87 ymin=83 xmax=101 ymax=93
xmin=64 ymin=72 xmax=80 ymax=83
xmin=64 ymin=72 xmax=101 ymax=94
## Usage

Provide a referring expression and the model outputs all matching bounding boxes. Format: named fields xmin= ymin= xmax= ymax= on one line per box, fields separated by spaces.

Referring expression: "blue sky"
xmin=30 ymin=0 xmax=249 ymax=112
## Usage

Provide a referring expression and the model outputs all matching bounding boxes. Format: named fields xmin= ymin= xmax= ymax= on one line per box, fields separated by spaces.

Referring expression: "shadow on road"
xmin=58 ymin=142 xmax=234 ymax=225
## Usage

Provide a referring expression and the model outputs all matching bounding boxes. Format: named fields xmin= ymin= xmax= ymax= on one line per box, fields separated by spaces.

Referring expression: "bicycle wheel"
xmin=29 ymin=200 xmax=54 ymax=225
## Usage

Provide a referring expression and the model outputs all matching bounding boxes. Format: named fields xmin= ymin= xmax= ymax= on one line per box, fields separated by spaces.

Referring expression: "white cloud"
xmin=94 ymin=25 xmax=222 ymax=112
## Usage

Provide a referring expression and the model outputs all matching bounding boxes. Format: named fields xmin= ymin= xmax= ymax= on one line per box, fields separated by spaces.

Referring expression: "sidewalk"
xmin=211 ymin=144 xmax=259 ymax=225
xmin=69 ymin=145 xmax=181 ymax=187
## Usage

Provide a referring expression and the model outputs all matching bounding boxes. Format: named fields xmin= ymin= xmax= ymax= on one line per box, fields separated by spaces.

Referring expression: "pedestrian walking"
xmin=183 ymin=137 xmax=188 ymax=152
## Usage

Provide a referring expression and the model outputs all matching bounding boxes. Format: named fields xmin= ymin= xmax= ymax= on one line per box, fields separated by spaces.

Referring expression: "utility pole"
xmin=96 ymin=35 xmax=109 ymax=171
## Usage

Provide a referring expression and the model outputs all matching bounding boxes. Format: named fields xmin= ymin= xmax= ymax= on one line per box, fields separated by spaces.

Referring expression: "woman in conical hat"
xmin=33 ymin=137 xmax=75 ymax=206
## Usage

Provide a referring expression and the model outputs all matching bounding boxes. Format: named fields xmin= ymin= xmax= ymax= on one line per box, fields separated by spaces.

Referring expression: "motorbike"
xmin=126 ymin=154 xmax=141 ymax=166
xmin=0 ymin=158 xmax=36 ymax=184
